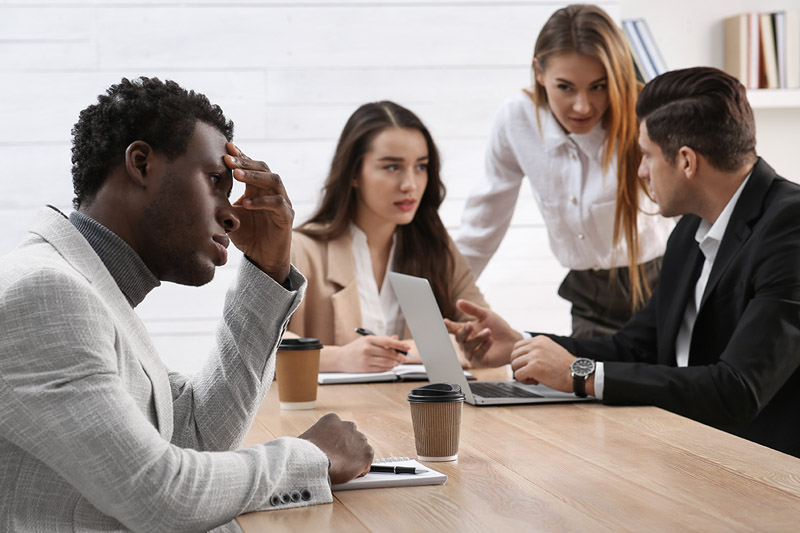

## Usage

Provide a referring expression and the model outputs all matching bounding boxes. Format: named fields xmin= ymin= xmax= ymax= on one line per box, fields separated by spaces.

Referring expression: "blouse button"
xmin=569 ymin=196 xmax=577 ymax=205
xmin=578 ymin=233 xmax=585 ymax=240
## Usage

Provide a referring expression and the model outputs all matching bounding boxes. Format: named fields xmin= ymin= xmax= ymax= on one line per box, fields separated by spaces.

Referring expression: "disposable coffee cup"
xmin=407 ymin=383 xmax=465 ymax=461
xmin=276 ymin=337 xmax=322 ymax=410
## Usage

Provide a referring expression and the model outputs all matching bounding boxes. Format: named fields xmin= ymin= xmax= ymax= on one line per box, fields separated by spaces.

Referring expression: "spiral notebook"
xmin=331 ymin=457 xmax=447 ymax=491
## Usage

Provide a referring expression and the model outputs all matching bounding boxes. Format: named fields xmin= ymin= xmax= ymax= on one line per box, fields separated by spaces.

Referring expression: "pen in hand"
xmin=355 ymin=327 xmax=414 ymax=358
xmin=369 ymin=464 xmax=427 ymax=474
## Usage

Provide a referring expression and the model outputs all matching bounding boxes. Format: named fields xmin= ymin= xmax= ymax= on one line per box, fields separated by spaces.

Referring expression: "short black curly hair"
xmin=70 ymin=77 xmax=234 ymax=209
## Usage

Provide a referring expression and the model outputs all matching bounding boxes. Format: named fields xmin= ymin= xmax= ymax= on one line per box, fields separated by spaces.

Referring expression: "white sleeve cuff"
xmin=593 ymin=361 xmax=604 ymax=400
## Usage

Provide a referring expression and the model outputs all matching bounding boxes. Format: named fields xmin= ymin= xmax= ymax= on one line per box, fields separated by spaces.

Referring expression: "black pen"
xmin=369 ymin=465 xmax=427 ymax=474
xmin=355 ymin=327 xmax=413 ymax=357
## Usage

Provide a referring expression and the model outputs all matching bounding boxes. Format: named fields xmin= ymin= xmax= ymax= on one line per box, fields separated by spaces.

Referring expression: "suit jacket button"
xmin=290 ymin=490 xmax=302 ymax=502
xmin=281 ymin=492 xmax=292 ymax=504
xmin=301 ymin=489 xmax=312 ymax=501
xmin=270 ymin=494 xmax=282 ymax=507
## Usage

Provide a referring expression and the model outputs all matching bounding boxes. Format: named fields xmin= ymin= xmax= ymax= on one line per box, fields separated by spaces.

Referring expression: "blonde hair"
xmin=529 ymin=3 xmax=650 ymax=310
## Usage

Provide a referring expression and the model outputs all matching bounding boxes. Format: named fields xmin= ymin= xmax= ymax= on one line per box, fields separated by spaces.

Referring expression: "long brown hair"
xmin=530 ymin=4 xmax=650 ymax=309
xmin=298 ymin=101 xmax=457 ymax=318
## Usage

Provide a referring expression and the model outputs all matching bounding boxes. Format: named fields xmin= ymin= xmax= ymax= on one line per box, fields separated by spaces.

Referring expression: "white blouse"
xmin=456 ymin=93 xmax=674 ymax=275
xmin=350 ymin=224 xmax=404 ymax=338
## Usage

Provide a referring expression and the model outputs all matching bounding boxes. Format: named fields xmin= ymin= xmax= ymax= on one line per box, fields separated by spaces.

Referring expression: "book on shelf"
xmin=786 ymin=11 xmax=800 ymax=89
xmin=724 ymin=11 xmax=799 ymax=90
xmin=774 ymin=12 xmax=787 ymax=88
xmin=724 ymin=14 xmax=750 ymax=88
xmin=622 ymin=19 xmax=656 ymax=81
xmin=621 ymin=18 xmax=667 ymax=82
xmin=724 ymin=13 xmax=761 ymax=89
xmin=331 ymin=457 xmax=447 ymax=491
xmin=620 ymin=22 xmax=646 ymax=83
xmin=760 ymin=13 xmax=779 ymax=89
xmin=633 ymin=19 xmax=668 ymax=76
xmin=318 ymin=364 xmax=474 ymax=385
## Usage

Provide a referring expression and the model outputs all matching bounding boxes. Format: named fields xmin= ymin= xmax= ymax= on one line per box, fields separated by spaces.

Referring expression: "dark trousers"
xmin=557 ymin=257 xmax=663 ymax=338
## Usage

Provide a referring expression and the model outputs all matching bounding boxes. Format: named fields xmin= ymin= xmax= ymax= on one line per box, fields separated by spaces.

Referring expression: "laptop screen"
xmin=388 ymin=272 xmax=477 ymax=403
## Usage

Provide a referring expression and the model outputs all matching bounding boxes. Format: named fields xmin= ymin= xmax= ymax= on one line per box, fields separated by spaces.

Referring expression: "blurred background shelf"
xmin=747 ymin=88 xmax=800 ymax=108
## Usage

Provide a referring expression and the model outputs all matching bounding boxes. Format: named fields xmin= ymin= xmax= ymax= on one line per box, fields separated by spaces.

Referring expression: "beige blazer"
xmin=288 ymin=226 xmax=489 ymax=346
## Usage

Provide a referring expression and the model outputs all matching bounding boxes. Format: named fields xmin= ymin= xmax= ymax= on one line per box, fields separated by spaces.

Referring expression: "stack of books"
xmin=724 ymin=11 xmax=800 ymax=89
xmin=621 ymin=18 xmax=668 ymax=83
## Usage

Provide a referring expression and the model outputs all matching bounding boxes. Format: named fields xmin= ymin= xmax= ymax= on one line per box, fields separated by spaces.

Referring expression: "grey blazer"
xmin=0 ymin=207 xmax=332 ymax=532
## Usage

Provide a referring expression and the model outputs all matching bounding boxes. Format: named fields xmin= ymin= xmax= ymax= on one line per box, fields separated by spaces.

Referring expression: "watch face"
xmin=571 ymin=358 xmax=595 ymax=377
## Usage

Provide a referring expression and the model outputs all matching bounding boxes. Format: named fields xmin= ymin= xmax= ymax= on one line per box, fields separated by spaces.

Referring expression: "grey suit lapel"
xmin=699 ymin=159 xmax=774 ymax=309
xmin=30 ymin=207 xmax=174 ymax=440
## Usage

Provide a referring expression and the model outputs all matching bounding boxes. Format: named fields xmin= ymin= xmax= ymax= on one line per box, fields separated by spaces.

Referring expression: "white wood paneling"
xmin=1 ymin=1 xmax=615 ymax=373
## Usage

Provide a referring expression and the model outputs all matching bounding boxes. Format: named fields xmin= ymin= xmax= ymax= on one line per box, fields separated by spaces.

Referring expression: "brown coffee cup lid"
xmin=279 ymin=337 xmax=322 ymax=350
xmin=407 ymin=383 xmax=465 ymax=403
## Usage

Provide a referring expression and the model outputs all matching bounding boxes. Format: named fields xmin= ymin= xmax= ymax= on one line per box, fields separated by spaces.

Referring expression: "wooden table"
xmin=237 ymin=367 xmax=800 ymax=531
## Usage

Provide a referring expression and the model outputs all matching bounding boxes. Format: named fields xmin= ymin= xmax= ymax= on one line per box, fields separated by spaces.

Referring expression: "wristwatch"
xmin=570 ymin=358 xmax=595 ymax=398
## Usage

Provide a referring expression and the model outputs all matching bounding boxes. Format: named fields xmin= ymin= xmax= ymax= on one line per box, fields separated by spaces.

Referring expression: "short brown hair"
xmin=636 ymin=67 xmax=756 ymax=172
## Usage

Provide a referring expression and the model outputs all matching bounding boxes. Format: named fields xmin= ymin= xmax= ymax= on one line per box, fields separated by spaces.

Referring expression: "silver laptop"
xmin=388 ymin=272 xmax=594 ymax=406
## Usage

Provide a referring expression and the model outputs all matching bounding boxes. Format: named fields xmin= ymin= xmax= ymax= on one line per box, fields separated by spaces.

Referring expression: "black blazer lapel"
xmin=660 ymin=226 xmax=704 ymax=363
xmin=699 ymin=158 xmax=775 ymax=310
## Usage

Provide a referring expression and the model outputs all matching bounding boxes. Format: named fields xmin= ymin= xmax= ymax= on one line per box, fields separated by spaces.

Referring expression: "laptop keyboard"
xmin=470 ymin=381 xmax=543 ymax=399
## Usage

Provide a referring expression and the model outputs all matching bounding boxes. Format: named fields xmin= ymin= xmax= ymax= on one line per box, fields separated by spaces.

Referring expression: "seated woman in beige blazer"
xmin=289 ymin=101 xmax=489 ymax=373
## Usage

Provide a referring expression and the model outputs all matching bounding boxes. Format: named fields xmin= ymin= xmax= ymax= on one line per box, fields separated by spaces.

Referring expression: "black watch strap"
xmin=573 ymin=374 xmax=587 ymax=398
xmin=571 ymin=358 xmax=594 ymax=398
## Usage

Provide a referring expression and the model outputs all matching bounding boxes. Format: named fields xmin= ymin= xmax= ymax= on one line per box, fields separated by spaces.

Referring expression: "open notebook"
xmin=318 ymin=365 xmax=473 ymax=385
xmin=331 ymin=457 xmax=447 ymax=491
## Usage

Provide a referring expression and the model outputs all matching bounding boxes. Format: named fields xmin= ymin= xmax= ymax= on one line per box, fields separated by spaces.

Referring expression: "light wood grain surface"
xmin=236 ymin=367 xmax=800 ymax=532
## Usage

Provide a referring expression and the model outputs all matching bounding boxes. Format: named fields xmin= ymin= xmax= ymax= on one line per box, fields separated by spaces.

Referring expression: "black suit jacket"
xmin=549 ymin=158 xmax=800 ymax=457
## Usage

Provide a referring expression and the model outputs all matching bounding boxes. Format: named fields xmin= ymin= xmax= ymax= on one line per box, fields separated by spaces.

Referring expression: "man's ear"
xmin=677 ymin=146 xmax=697 ymax=180
xmin=124 ymin=141 xmax=154 ymax=187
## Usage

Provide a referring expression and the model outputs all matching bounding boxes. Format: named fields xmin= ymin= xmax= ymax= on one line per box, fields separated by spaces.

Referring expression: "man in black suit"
xmin=447 ymin=67 xmax=800 ymax=457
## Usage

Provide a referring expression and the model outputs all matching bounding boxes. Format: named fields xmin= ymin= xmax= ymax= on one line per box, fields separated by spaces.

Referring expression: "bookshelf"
xmin=747 ymin=88 xmax=800 ymax=108
xmin=621 ymin=0 xmax=800 ymax=185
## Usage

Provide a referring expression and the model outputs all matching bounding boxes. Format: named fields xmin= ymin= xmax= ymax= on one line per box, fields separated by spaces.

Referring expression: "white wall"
xmin=4 ymin=0 xmax=795 ymax=375
xmin=2 ymin=0 xmax=602 ymax=374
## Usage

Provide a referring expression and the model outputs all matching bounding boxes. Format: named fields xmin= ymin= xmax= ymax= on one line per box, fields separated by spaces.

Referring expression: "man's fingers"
xmin=225 ymin=142 xmax=241 ymax=158
xmin=464 ymin=326 xmax=490 ymax=346
xmin=455 ymin=299 xmax=490 ymax=320
xmin=225 ymin=143 xmax=261 ymax=167
xmin=234 ymin=193 xmax=293 ymax=212
xmin=470 ymin=336 xmax=493 ymax=363
xmin=465 ymin=327 xmax=494 ymax=362
xmin=453 ymin=322 xmax=472 ymax=344
xmin=233 ymin=167 xmax=286 ymax=191
xmin=227 ymin=155 xmax=270 ymax=173
xmin=443 ymin=319 xmax=466 ymax=342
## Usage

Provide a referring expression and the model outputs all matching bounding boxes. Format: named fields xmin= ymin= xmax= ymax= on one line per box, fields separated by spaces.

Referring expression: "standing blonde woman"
xmin=456 ymin=4 xmax=673 ymax=337
xmin=289 ymin=101 xmax=488 ymax=373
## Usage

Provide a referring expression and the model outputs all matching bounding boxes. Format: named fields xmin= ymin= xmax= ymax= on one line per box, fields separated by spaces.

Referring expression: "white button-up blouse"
xmin=456 ymin=93 xmax=674 ymax=275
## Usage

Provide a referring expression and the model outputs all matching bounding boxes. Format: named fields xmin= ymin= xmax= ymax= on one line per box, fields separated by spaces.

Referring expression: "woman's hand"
xmin=334 ymin=335 xmax=414 ymax=372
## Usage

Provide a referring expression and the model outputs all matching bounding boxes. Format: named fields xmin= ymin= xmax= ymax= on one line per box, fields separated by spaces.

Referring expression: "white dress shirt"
xmin=595 ymin=173 xmax=752 ymax=398
xmin=674 ymin=174 xmax=751 ymax=367
xmin=350 ymin=224 xmax=404 ymax=337
xmin=456 ymin=94 xmax=674 ymax=276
